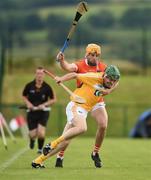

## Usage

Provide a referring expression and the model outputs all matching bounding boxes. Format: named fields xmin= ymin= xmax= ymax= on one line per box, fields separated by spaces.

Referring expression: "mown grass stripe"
xmin=0 ymin=147 xmax=28 ymax=173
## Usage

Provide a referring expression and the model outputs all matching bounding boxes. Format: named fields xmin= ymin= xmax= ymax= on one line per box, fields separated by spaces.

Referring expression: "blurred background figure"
xmin=22 ymin=67 xmax=56 ymax=153
xmin=129 ymin=109 xmax=151 ymax=138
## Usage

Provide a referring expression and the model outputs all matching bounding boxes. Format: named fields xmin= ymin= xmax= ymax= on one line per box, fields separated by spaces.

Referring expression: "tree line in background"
xmin=1 ymin=7 xmax=150 ymax=31
xmin=0 ymin=0 xmax=150 ymax=10
xmin=0 ymin=0 xmax=109 ymax=10
xmin=0 ymin=7 xmax=151 ymax=66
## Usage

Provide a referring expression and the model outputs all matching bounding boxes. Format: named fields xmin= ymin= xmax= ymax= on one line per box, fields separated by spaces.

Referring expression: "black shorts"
xmin=27 ymin=111 xmax=49 ymax=130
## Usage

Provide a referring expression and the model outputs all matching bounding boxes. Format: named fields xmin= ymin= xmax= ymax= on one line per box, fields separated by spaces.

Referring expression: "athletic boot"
xmin=43 ymin=143 xmax=53 ymax=155
xmin=91 ymin=152 xmax=103 ymax=168
xmin=55 ymin=158 xmax=63 ymax=168
xmin=31 ymin=162 xmax=45 ymax=169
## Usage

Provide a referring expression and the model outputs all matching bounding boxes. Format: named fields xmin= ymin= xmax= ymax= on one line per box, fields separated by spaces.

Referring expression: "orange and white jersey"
xmin=70 ymin=72 xmax=105 ymax=111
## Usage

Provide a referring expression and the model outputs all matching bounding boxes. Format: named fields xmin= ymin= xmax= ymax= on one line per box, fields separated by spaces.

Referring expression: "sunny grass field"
xmin=0 ymin=137 xmax=151 ymax=180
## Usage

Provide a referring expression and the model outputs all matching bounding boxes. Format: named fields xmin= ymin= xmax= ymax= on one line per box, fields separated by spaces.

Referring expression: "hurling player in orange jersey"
xmin=54 ymin=43 xmax=119 ymax=168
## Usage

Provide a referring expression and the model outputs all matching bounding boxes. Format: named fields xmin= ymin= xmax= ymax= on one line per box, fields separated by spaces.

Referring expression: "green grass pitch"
xmin=0 ymin=137 xmax=151 ymax=180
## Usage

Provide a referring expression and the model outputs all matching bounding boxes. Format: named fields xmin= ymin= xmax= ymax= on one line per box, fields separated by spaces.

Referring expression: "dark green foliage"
xmin=0 ymin=15 xmax=26 ymax=48
xmin=0 ymin=0 xmax=110 ymax=10
xmin=75 ymin=25 xmax=109 ymax=45
xmin=0 ymin=0 xmax=17 ymax=10
xmin=24 ymin=14 xmax=45 ymax=30
xmin=46 ymin=14 xmax=70 ymax=29
xmin=88 ymin=10 xmax=115 ymax=28
xmin=0 ymin=1 xmax=151 ymax=68
xmin=120 ymin=8 xmax=151 ymax=28
xmin=46 ymin=15 xmax=71 ymax=46
xmin=110 ymin=38 xmax=142 ymax=63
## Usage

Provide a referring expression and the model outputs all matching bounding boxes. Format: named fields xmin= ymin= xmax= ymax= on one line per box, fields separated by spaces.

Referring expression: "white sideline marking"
xmin=0 ymin=147 xmax=28 ymax=173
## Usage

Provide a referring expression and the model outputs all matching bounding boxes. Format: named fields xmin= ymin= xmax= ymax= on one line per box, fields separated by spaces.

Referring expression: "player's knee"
xmin=99 ymin=123 xmax=107 ymax=131
xmin=79 ymin=126 xmax=87 ymax=134
xmin=30 ymin=134 xmax=36 ymax=139
xmin=97 ymin=117 xmax=108 ymax=129
xmin=29 ymin=132 xmax=37 ymax=139
xmin=38 ymin=132 xmax=45 ymax=138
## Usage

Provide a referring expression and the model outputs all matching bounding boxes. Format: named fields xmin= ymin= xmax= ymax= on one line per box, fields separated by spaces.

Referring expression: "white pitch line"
xmin=0 ymin=147 xmax=28 ymax=173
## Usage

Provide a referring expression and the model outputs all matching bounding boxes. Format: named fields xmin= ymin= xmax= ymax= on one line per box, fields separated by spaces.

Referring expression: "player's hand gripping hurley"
xmin=60 ymin=1 xmax=88 ymax=54
xmin=43 ymin=69 xmax=86 ymax=104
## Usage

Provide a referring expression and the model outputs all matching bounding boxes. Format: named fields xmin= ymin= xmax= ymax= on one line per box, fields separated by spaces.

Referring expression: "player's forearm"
xmin=57 ymin=52 xmax=76 ymax=72
xmin=103 ymin=81 xmax=119 ymax=95
xmin=60 ymin=60 xmax=76 ymax=72
xmin=43 ymin=95 xmax=57 ymax=106
xmin=43 ymin=100 xmax=54 ymax=107
xmin=59 ymin=60 xmax=70 ymax=71
xmin=109 ymin=81 xmax=119 ymax=93
xmin=48 ymin=99 xmax=56 ymax=105
xmin=22 ymin=96 xmax=33 ymax=108
xmin=60 ymin=72 xmax=77 ymax=82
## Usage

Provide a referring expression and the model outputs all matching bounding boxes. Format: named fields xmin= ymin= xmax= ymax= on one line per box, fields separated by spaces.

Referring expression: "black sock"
xmin=30 ymin=138 xmax=35 ymax=149
xmin=38 ymin=138 xmax=45 ymax=150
